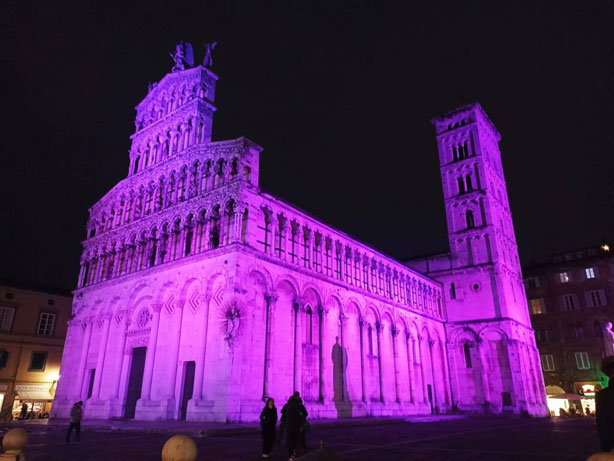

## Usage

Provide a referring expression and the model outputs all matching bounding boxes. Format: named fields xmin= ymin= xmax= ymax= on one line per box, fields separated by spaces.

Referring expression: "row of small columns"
xmin=261 ymin=217 xmax=441 ymax=317
xmin=79 ymin=208 xmax=246 ymax=287
xmin=129 ymin=119 xmax=209 ymax=175
xmin=93 ymin=161 xmax=245 ymax=236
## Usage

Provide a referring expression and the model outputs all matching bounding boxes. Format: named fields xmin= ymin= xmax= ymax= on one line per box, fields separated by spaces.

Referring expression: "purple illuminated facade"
xmin=51 ymin=52 xmax=547 ymax=421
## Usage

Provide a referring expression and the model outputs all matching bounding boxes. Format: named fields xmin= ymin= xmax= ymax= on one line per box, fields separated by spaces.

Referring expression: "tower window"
xmin=465 ymin=174 xmax=473 ymax=191
xmin=465 ymin=210 xmax=475 ymax=229
xmin=463 ymin=343 xmax=472 ymax=368
xmin=457 ymin=177 xmax=465 ymax=195
xmin=585 ymin=267 xmax=596 ymax=279
xmin=450 ymin=282 xmax=456 ymax=299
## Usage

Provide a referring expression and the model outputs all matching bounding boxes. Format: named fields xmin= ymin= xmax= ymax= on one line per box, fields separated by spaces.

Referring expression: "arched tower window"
xmin=457 ymin=177 xmax=465 ymax=195
xmin=466 ymin=210 xmax=475 ymax=229
xmin=466 ymin=174 xmax=473 ymax=191
xmin=463 ymin=343 xmax=472 ymax=368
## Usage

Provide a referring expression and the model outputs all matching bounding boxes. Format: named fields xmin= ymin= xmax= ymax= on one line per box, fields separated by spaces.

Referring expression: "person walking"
xmin=260 ymin=398 xmax=278 ymax=458
xmin=298 ymin=397 xmax=309 ymax=454
xmin=66 ymin=401 xmax=83 ymax=444
xmin=281 ymin=392 xmax=302 ymax=460
xmin=596 ymin=356 xmax=614 ymax=452
xmin=19 ymin=403 xmax=28 ymax=420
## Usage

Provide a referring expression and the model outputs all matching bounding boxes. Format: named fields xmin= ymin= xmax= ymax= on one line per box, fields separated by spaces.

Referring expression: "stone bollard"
xmin=161 ymin=435 xmax=197 ymax=461
xmin=0 ymin=428 xmax=28 ymax=460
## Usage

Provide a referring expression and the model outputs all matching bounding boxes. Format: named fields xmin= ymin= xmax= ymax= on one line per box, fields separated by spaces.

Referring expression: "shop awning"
xmin=547 ymin=393 xmax=583 ymax=401
xmin=16 ymin=391 xmax=53 ymax=400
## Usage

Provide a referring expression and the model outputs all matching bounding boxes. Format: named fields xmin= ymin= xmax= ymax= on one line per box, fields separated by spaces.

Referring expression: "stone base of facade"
xmin=134 ymin=398 xmax=176 ymax=421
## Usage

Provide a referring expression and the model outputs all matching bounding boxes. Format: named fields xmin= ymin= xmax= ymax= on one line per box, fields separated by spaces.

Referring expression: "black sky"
xmin=2 ymin=1 xmax=613 ymax=293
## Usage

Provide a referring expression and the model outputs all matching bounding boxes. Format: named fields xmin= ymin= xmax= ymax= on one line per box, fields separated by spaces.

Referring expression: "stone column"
xmin=193 ymin=294 xmax=211 ymax=401
xmin=339 ymin=313 xmax=348 ymax=403
xmin=376 ymin=322 xmax=384 ymax=402
xmin=477 ymin=338 xmax=492 ymax=405
xmin=75 ymin=318 xmax=94 ymax=400
xmin=141 ymin=303 xmax=163 ymax=400
xmin=391 ymin=328 xmax=400 ymax=403
xmin=417 ymin=336 xmax=428 ymax=404
xmin=317 ymin=304 xmax=324 ymax=402
xmin=232 ymin=210 xmax=242 ymax=243
xmin=168 ymin=299 xmax=187 ymax=405
xmin=292 ymin=300 xmax=300 ymax=392
xmin=262 ymin=293 xmax=277 ymax=400
xmin=358 ymin=319 xmax=366 ymax=402
xmin=77 ymin=263 xmax=86 ymax=288
xmin=112 ymin=311 xmax=131 ymax=399
xmin=406 ymin=334 xmax=416 ymax=403
xmin=428 ymin=339 xmax=438 ymax=411
xmin=91 ymin=314 xmax=112 ymax=400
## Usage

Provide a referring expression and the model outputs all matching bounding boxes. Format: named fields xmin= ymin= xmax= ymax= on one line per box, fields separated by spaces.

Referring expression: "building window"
xmin=0 ymin=349 xmax=8 ymax=369
xmin=463 ymin=343 xmax=472 ymax=368
xmin=525 ymin=277 xmax=540 ymax=289
xmin=558 ymin=272 xmax=570 ymax=283
xmin=585 ymin=267 xmax=596 ymax=279
xmin=541 ymin=354 xmax=555 ymax=372
xmin=0 ymin=307 xmax=15 ymax=332
xmin=587 ymin=290 xmax=605 ymax=307
xmin=5 ymin=292 xmax=14 ymax=300
xmin=47 ymin=299 xmax=55 ymax=306
xmin=28 ymin=352 xmax=48 ymax=372
xmin=562 ymin=294 xmax=576 ymax=311
xmin=575 ymin=352 xmax=590 ymax=370
xmin=450 ymin=282 xmax=456 ymax=300
xmin=575 ymin=324 xmax=586 ymax=339
xmin=594 ymin=321 xmax=604 ymax=338
xmin=530 ymin=298 xmax=546 ymax=315
xmin=37 ymin=313 xmax=56 ymax=337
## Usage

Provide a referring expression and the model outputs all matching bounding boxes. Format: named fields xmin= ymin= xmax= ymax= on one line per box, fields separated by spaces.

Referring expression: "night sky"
xmin=2 ymin=1 xmax=613 ymax=293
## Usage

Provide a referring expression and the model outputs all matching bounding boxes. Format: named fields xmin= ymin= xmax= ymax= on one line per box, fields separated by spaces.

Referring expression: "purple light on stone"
xmin=51 ymin=46 xmax=547 ymax=423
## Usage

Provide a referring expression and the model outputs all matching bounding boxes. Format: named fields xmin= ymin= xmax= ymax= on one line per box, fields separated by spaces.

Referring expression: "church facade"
xmin=51 ymin=45 xmax=547 ymax=422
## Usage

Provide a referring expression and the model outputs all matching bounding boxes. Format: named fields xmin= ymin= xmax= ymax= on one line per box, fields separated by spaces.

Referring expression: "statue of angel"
xmin=203 ymin=42 xmax=218 ymax=68
xmin=170 ymin=42 xmax=186 ymax=72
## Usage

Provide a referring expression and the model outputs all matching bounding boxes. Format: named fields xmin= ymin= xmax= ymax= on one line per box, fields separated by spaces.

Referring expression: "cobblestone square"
xmin=5 ymin=416 xmax=601 ymax=461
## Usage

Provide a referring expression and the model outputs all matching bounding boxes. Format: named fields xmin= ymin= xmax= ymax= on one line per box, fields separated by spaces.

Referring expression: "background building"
xmin=524 ymin=244 xmax=614 ymax=414
xmin=0 ymin=282 xmax=72 ymax=419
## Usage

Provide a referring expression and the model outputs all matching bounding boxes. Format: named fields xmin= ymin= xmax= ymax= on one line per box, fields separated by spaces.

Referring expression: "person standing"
xmin=260 ymin=398 xmax=278 ymax=458
xmin=596 ymin=356 xmax=614 ymax=452
xmin=66 ymin=401 xmax=83 ymax=444
xmin=282 ymin=392 xmax=302 ymax=460
xmin=298 ymin=397 xmax=309 ymax=454
xmin=19 ymin=403 xmax=28 ymax=420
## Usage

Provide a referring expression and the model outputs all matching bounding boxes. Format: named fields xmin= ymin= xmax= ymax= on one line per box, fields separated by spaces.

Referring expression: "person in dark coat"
xmin=596 ymin=356 xmax=614 ymax=452
xmin=66 ymin=401 xmax=83 ymax=444
xmin=260 ymin=398 xmax=278 ymax=458
xmin=298 ymin=397 xmax=309 ymax=453
xmin=281 ymin=392 xmax=302 ymax=460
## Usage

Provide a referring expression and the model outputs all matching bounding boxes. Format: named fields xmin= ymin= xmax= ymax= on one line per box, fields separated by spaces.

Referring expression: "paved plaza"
xmin=3 ymin=416 xmax=601 ymax=460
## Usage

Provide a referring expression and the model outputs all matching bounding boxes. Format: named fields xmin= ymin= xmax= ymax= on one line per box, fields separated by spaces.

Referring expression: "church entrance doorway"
xmin=124 ymin=347 xmax=146 ymax=419
xmin=179 ymin=361 xmax=195 ymax=421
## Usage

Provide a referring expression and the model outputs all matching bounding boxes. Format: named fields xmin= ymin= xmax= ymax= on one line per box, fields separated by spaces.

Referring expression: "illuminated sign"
xmin=575 ymin=382 xmax=601 ymax=397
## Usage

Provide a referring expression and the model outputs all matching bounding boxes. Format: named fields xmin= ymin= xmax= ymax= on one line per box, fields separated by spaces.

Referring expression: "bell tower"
xmin=429 ymin=103 xmax=528 ymax=325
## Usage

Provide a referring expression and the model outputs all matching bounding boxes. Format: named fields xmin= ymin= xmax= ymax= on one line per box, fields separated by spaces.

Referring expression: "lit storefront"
xmin=11 ymin=383 xmax=56 ymax=419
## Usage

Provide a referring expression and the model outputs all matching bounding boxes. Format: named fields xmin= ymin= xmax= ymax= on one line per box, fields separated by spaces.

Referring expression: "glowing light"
xmin=601 ymin=243 xmax=610 ymax=252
